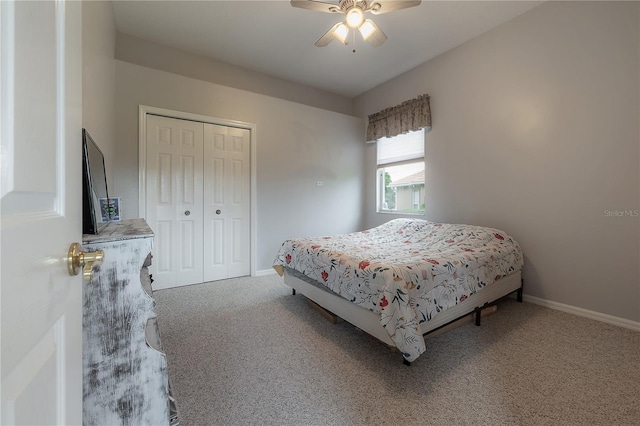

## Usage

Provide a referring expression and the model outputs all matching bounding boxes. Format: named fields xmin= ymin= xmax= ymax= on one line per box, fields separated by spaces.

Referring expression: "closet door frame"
xmin=138 ymin=105 xmax=257 ymax=278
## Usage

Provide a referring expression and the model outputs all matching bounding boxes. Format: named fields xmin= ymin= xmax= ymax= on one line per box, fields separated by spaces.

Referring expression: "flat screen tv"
xmin=82 ymin=128 xmax=110 ymax=234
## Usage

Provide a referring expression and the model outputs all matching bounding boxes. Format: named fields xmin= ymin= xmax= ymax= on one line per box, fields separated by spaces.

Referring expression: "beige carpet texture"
xmin=153 ymin=274 xmax=639 ymax=426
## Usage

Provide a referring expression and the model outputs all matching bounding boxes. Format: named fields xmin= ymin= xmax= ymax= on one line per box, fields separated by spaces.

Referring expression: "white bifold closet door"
xmin=203 ymin=124 xmax=251 ymax=282
xmin=146 ymin=115 xmax=204 ymax=288
xmin=146 ymin=115 xmax=250 ymax=290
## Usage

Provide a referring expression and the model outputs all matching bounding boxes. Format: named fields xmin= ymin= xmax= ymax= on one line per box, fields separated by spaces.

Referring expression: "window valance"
xmin=366 ymin=94 xmax=431 ymax=142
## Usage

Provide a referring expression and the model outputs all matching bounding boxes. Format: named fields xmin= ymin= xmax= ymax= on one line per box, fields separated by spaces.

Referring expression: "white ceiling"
xmin=113 ymin=0 xmax=542 ymax=98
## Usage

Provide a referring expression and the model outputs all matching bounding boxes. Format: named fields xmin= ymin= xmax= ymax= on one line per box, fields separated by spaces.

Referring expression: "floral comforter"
xmin=272 ymin=218 xmax=523 ymax=362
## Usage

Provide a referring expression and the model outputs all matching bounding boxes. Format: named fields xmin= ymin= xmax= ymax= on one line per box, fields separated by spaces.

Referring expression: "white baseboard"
xmin=522 ymin=295 xmax=640 ymax=332
xmin=255 ymin=268 xmax=278 ymax=277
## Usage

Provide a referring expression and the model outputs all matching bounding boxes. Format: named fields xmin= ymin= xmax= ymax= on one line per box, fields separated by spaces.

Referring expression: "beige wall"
xmin=82 ymin=1 xmax=116 ymax=190
xmin=114 ymin=61 xmax=364 ymax=271
xmin=104 ymin=1 xmax=637 ymax=321
xmin=115 ymin=33 xmax=354 ymax=117
xmin=355 ymin=1 xmax=640 ymax=322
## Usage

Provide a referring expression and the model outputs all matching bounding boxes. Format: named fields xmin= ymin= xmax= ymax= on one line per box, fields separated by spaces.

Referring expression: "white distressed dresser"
xmin=82 ymin=218 xmax=176 ymax=425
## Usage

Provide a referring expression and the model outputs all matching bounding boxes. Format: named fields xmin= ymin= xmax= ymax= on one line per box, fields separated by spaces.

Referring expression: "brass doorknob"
xmin=67 ymin=243 xmax=104 ymax=281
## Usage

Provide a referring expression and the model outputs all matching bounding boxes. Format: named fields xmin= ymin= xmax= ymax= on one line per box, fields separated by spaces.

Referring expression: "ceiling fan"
xmin=291 ymin=0 xmax=422 ymax=49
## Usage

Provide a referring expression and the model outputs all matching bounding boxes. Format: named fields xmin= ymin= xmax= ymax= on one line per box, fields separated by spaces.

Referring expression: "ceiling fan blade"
xmin=315 ymin=22 xmax=347 ymax=47
xmin=291 ymin=0 xmax=341 ymax=14
xmin=361 ymin=20 xmax=387 ymax=47
xmin=369 ymin=0 xmax=422 ymax=15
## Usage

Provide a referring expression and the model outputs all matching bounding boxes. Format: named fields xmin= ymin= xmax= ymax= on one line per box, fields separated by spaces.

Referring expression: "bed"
xmin=273 ymin=218 xmax=524 ymax=364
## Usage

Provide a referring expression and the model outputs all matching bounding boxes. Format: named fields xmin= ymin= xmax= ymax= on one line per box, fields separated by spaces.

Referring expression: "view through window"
xmin=376 ymin=129 xmax=425 ymax=214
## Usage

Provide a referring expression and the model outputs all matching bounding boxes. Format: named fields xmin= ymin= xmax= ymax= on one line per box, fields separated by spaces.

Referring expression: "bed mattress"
xmin=273 ymin=218 xmax=524 ymax=361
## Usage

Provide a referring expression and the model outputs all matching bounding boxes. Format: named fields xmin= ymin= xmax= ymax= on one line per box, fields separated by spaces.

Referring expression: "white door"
xmin=1 ymin=1 xmax=83 ymax=424
xmin=203 ymin=124 xmax=251 ymax=281
xmin=144 ymin=115 xmax=251 ymax=289
xmin=146 ymin=115 xmax=204 ymax=289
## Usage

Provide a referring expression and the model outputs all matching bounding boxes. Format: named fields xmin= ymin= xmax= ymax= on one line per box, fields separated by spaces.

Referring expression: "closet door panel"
xmin=146 ymin=115 xmax=204 ymax=289
xmin=156 ymin=221 xmax=173 ymax=274
xmin=207 ymin=217 xmax=225 ymax=278
xmin=226 ymin=128 xmax=251 ymax=278
xmin=203 ymin=124 xmax=251 ymax=282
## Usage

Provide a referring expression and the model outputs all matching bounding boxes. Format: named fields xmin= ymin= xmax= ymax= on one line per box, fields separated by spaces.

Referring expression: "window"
xmin=376 ymin=129 xmax=425 ymax=214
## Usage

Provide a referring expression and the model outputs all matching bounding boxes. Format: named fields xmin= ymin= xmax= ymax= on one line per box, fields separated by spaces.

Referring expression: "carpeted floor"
xmin=153 ymin=274 xmax=639 ymax=426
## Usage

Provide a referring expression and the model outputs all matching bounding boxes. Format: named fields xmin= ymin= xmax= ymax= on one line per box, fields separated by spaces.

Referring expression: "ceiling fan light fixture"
xmin=292 ymin=0 xmax=421 ymax=49
xmin=333 ymin=23 xmax=349 ymax=44
xmin=345 ymin=8 xmax=364 ymax=28
xmin=358 ymin=19 xmax=377 ymax=40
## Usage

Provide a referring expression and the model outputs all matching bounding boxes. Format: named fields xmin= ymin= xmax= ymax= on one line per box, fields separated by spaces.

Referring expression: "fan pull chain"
xmin=352 ymin=30 xmax=357 ymax=53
